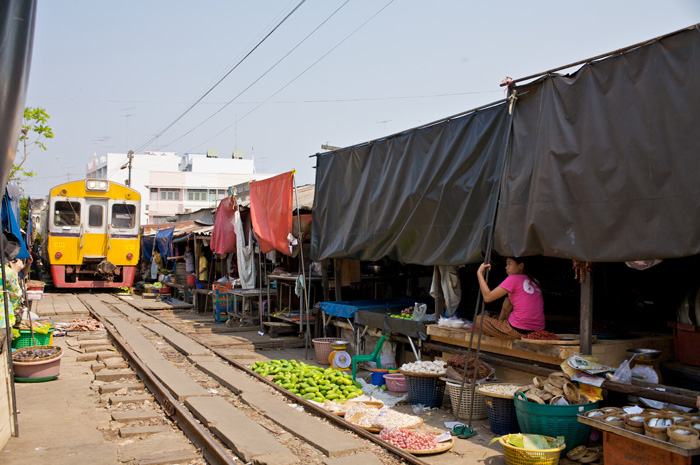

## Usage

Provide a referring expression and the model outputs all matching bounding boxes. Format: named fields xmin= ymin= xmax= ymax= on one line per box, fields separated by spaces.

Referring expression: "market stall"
xmin=320 ymin=298 xmax=414 ymax=335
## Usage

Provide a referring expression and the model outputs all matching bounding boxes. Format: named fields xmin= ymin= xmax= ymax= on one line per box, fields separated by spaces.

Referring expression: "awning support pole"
xmin=580 ymin=269 xmax=594 ymax=355
xmin=293 ymin=175 xmax=311 ymax=360
xmin=457 ymin=88 xmax=518 ymax=431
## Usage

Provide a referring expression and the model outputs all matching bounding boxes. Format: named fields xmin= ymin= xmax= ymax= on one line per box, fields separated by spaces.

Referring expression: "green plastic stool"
xmin=352 ymin=334 xmax=389 ymax=381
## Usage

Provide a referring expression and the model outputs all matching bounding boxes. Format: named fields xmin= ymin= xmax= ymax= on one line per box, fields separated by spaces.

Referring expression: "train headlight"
xmin=126 ymin=253 xmax=133 ymax=260
xmin=85 ymin=179 xmax=109 ymax=192
xmin=55 ymin=252 xmax=62 ymax=259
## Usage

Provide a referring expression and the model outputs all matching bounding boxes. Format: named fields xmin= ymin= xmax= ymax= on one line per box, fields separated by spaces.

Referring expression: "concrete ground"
xmin=3 ymin=341 xmax=508 ymax=465
xmin=2 ymin=336 xmax=121 ymax=464
xmin=221 ymin=344 xmax=508 ymax=464
xmin=2 ymin=293 xmax=509 ymax=465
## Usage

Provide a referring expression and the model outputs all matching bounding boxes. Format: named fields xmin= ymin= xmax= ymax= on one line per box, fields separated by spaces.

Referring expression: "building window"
xmin=187 ymin=189 xmax=207 ymax=201
xmin=217 ymin=189 xmax=226 ymax=200
xmin=209 ymin=189 xmax=217 ymax=202
xmin=150 ymin=188 xmax=158 ymax=201
xmin=160 ymin=189 xmax=180 ymax=201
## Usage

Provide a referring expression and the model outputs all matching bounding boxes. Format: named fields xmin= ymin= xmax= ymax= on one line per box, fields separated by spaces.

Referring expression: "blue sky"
xmin=21 ymin=0 xmax=699 ymax=197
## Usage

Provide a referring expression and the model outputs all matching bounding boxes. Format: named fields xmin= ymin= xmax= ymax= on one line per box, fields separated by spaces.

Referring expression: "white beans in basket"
xmin=400 ymin=360 xmax=447 ymax=374
xmin=477 ymin=384 xmax=522 ymax=396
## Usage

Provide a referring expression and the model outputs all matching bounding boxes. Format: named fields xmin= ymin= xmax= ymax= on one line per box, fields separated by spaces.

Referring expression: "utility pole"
xmin=126 ymin=150 xmax=134 ymax=186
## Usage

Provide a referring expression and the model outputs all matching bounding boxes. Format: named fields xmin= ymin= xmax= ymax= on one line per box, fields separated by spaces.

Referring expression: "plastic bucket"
xmin=186 ymin=274 xmax=196 ymax=286
xmin=370 ymin=369 xmax=389 ymax=386
xmin=384 ymin=373 xmax=407 ymax=392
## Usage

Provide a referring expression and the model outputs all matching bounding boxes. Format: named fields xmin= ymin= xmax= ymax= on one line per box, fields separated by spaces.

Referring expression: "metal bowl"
xmin=330 ymin=340 xmax=350 ymax=349
xmin=627 ymin=348 xmax=662 ymax=362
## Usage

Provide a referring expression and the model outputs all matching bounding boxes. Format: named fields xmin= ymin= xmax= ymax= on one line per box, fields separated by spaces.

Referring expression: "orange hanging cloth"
xmin=249 ymin=171 xmax=293 ymax=255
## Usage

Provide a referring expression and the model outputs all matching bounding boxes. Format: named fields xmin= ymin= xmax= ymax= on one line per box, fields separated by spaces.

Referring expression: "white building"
xmin=86 ymin=151 xmax=273 ymax=224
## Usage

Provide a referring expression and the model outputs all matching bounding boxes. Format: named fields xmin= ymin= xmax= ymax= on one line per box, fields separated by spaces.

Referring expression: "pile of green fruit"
xmin=251 ymin=360 xmax=363 ymax=402
xmin=390 ymin=306 xmax=414 ymax=320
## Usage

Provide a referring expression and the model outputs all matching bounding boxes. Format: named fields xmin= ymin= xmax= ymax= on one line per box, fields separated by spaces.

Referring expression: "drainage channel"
xmin=79 ymin=293 xmax=426 ymax=465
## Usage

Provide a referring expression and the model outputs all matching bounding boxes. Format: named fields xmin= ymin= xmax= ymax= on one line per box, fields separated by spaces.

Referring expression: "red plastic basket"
xmin=384 ymin=373 xmax=407 ymax=392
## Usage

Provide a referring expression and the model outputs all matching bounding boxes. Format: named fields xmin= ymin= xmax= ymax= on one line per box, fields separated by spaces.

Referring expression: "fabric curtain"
xmin=211 ymin=196 xmax=237 ymax=253
xmin=234 ymin=210 xmax=256 ymax=289
xmin=250 ymin=172 xmax=293 ymax=255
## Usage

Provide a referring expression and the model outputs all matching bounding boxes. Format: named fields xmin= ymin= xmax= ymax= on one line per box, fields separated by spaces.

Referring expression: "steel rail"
xmin=81 ymin=299 xmax=238 ymax=465
xmin=140 ymin=306 xmax=431 ymax=465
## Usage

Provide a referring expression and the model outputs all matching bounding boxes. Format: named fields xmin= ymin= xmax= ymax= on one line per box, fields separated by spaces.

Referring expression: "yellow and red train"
xmin=43 ymin=179 xmax=141 ymax=288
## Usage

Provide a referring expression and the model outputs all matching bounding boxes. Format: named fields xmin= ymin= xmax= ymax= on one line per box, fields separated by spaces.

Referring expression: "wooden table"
xmin=227 ymin=288 xmax=263 ymax=325
xmin=578 ymin=414 xmax=699 ymax=464
xmin=426 ymin=325 xmax=673 ymax=366
xmin=266 ymin=274 xmax=322 ymax=332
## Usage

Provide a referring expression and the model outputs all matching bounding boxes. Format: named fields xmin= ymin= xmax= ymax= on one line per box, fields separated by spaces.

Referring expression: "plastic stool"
xmin=352 ymin=334 xmax=388 ymax=381
xmin=213 ymin=286 xmax=233 ymax=323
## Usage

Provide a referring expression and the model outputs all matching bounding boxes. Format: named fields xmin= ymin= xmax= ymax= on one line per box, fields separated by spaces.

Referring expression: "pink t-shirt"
xmin=499 ymin=274 xmax=545 ymax=331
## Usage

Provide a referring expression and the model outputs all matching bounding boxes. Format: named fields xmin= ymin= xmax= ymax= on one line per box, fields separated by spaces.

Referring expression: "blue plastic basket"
xmin=404 ymin=374 xmax=445 ymax=408
xmin=484 ymin=395 xmax=520 ymax=435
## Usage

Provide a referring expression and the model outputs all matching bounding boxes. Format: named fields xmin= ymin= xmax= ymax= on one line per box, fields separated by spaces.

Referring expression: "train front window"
xmin=112 ymin=204 xmax=136 ymax=228
xmin=88 ymin=205 xmax=103 ymax=227
xmin=54 ymin=201 xmax=81 ymax=226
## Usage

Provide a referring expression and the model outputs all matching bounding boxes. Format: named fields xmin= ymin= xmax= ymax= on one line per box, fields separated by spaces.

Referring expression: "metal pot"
xmin=627 ymin=348 xmax=662 ymax=362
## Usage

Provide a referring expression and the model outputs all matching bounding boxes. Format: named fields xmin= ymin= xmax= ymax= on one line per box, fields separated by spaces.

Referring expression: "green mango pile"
xmin=251 ymin=360 xmax=363 ymax=402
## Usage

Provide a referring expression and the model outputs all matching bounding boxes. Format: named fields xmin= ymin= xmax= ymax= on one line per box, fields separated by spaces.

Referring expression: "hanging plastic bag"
xmin=412 ymin=303 xmax=427 ymax=321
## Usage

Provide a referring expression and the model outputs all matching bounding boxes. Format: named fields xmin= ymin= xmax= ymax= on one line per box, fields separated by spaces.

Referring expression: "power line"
xmin=188 ymin=0 xmax=395 ymax=153
xmin=153 ymin=0 xmax=352 ymax=151
xmin=188 ymin=1 xmax=299 ymax=104
xmin=132 ymin=0 xmax=308 ymax=154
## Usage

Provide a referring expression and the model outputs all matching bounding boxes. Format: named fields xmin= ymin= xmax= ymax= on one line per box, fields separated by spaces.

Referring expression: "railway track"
xmin=77 ymin=292 xmax=430 ymax=465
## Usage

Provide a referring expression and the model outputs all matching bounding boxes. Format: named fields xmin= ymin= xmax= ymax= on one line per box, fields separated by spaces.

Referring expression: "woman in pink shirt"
xmin=473 ymin=257 xmax=545 ymax=339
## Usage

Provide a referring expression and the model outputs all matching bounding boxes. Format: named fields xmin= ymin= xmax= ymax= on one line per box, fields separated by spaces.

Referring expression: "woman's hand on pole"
xmin=477 ymin=263 xmax=491 ymax=276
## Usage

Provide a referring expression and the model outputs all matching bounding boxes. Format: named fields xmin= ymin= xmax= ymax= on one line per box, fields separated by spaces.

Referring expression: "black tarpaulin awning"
xmin=494 ymin=25 xmax=700 ymax=262
xmin=311 ymin=103 xmax=510 ymax=265
xmin=312 ymin=25 xmax=700 ymax=265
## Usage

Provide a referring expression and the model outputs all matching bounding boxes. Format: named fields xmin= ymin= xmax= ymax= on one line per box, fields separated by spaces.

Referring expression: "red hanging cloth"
xmin=210 ymin=196 xmax=237 ymax=253
xmin=250 ymin=171 xmax=293 ymax=255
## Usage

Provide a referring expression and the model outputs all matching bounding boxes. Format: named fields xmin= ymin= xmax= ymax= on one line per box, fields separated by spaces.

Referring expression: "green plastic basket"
xmin=12 ymin=329 xmax=53 ymax=349
xmin=514 ymin=391 xmax=598 ymax=452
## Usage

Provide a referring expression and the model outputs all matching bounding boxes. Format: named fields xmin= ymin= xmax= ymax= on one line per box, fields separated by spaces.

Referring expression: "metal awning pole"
xmin=292 ymin=174 xmax=311 ymax=359
xmin=457 ymin=88 xmax=518 ymax=431
xmin=1 ymin=237 xmax=19 ymax=437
